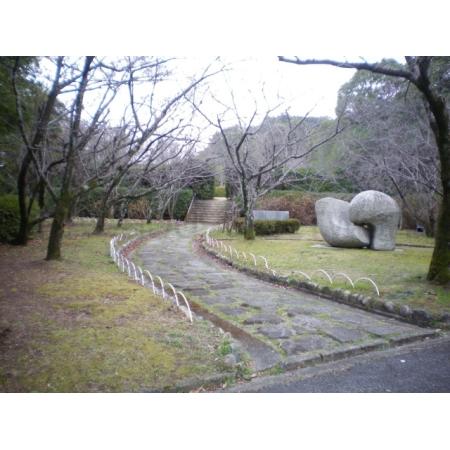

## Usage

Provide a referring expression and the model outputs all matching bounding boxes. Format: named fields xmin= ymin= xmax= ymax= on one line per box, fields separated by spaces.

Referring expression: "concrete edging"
xmin=200 ymin=238 xmax=449 ymax=329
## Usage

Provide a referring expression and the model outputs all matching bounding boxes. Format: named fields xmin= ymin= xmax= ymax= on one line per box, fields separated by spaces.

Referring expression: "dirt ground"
xmin=0 ymin=221 xmax=233 ymax=392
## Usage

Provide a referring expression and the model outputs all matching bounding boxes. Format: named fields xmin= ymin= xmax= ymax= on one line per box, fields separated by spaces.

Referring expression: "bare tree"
xmin=46 ymin=57 xmax=97 ymax=259
xmin=12 ymin=56 xmax=130 ymax=248
xmin=87 ymin=61 xmax=219 ymax=233
xmin=13 ymin=56 xmax=210 ymax=257
xmin=279 ymin=56 xmax=449 ymax=284
xmin=141 ymin=153 xmax=212 ymax=221
xmin=196 ymin=95 xmax=343 ymax=239
xmin=103 ymin=139 xmax=203 ymax=227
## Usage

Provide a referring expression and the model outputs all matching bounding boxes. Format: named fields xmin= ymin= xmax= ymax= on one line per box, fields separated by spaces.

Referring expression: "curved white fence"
xmin=204 ymin=227 xmax=381 ymax=297
xmin=110 ymin=234 xmax=193 ymax=322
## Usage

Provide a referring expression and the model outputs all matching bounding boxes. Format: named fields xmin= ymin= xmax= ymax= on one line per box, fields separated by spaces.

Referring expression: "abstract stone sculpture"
xmin=315 ymin=198 xmax=370 ymax=248
xmin=315 ymin=190 xmax=400 ymax=251
xmin=349 ymin=190 xmax=401 ymax=251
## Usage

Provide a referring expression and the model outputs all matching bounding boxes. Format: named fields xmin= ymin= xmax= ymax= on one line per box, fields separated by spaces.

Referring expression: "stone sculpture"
xmin=315 ymin=198 xmax=370 ymax=248
xmin=349 ymin=190 xmax=401 ymax=250
xmin=315 ymin=190 xmax=400 ymax=251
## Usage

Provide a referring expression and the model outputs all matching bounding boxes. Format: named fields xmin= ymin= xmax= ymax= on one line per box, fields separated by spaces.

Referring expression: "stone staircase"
xmin=185 ymin=198 xmax=232 ymax=224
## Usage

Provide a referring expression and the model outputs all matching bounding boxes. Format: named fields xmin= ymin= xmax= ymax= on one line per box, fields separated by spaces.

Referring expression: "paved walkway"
xmin=137 ymin=224 xmax=437 ymax=372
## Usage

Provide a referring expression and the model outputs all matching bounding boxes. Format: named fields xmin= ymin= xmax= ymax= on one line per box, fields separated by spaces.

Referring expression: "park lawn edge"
xmin=200 ymin=234 xmax=449 ymax=329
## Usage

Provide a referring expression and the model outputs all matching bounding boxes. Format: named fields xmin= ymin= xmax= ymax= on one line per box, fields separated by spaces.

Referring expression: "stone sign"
xmin=253 ymin=210 xmax=289 ymax=221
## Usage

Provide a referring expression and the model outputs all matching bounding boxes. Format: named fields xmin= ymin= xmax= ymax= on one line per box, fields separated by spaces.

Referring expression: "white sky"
xmin=39 ymin=56 xmax=359 ymax=148
xmin=40 ymin=55 xmax=406 ymax=149
xmin=170 ymin=56 xmax=357 ymax=119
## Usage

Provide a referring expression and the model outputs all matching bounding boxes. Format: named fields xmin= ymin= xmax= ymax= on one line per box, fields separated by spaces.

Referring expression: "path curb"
xmin=199 ymin=237 xmax=448 ymax=329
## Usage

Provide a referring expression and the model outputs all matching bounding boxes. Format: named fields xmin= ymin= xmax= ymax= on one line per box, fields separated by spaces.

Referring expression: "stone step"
xmin=189 ymin=211 xmax=226 ymax=216
xmin=186 ymin=213 xmax=227 ymax=216
xmin=186 ymin=198 xmax=232 ymax=224
xmin=189 ymin=209 xmax=228 ymax=213
xmin=188 ymin=210 xmax=228 ymax=214
xmin=187 ymin=216 xmax=227 ymax=220
xmin=189 ymin=208 xmax=228 ymax=211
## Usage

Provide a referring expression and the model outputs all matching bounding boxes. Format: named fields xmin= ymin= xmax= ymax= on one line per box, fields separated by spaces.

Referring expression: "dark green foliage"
xmin=0 ymin=57 xmax=39 ymax=137
xmin=0 ymin=57 xmax=43 ymax=194
xmin=214 ymin=185 xmax=226 ymax=197
xmin=225 ymin=181 xmax=234 ymax=199
xmin=192 ymin=176 xmax=215 ymax=200
xmin=76 ymin=187 xmax=106 ymax=217
xmin=234 ymin=218 xmax=300 ymax=235
xmin=172 ymin=189 xmax=194 ymax=220
xmin=0 ymin=194 xmax=38 ymax=242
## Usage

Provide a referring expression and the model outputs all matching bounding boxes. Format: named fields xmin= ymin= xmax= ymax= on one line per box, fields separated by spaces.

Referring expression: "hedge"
xmin=0 ymin=194 xmax=38 ymax=242
xmin=257 ymin=190 xmax=354 ymax=226
xmin=214 ymin=185 xmax=226 ymax=198
xmin=192 ymin=176 xmax=215 ymax=200
xmin=234 ymin=218 xmax=300 ymax=235
xmin=171 ymin=189 xmax=194 ymax=220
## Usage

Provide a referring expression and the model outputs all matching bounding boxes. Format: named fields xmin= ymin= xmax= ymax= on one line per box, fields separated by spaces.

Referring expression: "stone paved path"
xmin=137 ymin=224 xmax=437 ymax=372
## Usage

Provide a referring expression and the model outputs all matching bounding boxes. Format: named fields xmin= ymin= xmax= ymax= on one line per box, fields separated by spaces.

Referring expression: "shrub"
xmin=0 ymin=194 xmax=38 ymax=242
xmin=214 ymin=185 xmax=226 ymax=198
xmin=192 ymin=176 xmax=215 ymax=200
xmin=257 ymin=190 xmax=354 ymax=225
xmin=76 ymin=187 xmax=105 ymax=217
xmin=257 ymin=193 xmax=316 ymax=225
xmin=233 ymin=218 xmax=300 ymax=235
xmin=127 ymin=197 xmax=150 ymax=219
xmin=171 ymin=189 xmax=194 ymax=220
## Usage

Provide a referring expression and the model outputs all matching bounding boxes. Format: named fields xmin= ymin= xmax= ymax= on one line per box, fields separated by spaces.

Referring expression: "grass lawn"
xmin=211 ymin=226 xmax=450 ymax=316
xmin=0 ymin=219 xmax=232 ymax=392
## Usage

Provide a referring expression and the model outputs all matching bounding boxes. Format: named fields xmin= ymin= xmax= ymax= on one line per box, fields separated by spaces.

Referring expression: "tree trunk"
xmin=46 ymin=193 xmax=70 ymax=260
xmin=243 ymin=198 xmax=255 ymax=240
xmin=94 ymin=195 xmax=111 ymax=234
xmin=424 ymin=205 xmax=436 ymax=238
xmin=46 ymin=169 xmax=73 ymax=260
xmin=427 ymin=188 xmax=450 ymax=283
xmin=117 ymin=201 xmax=128 ymax=228
xmin=94 ymin=209 xmax=107 ymax=234
xmin=15 ymin=153 xmax=32 ymax=245
xmin=46 ymin=57 xmax=94 ymax=261
xmin=66 ymin=196 xmax=78 ymax=225
xmin=240 ymin=179 xmax=255 ymax=240
xmin=244 ymin=210 xmax=255 ymax=240
xmin=427 ymin=173 xmax=450 ymax=283
xmin=37 ymin=179 xmax=45 ymax=233
xmin=146 ymin=204 xmax=152 ymax=224
xmin=422 ymin=82 xmax=450 ymax=283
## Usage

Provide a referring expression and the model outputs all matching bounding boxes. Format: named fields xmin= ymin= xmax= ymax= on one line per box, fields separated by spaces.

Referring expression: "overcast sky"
xmin=41 ymin=56 xmax=403 ymax=148
xmin=41 ymin=56 xmax=358 ymax=146
xmin=171 ymin=56 xmax=357 ymax=119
